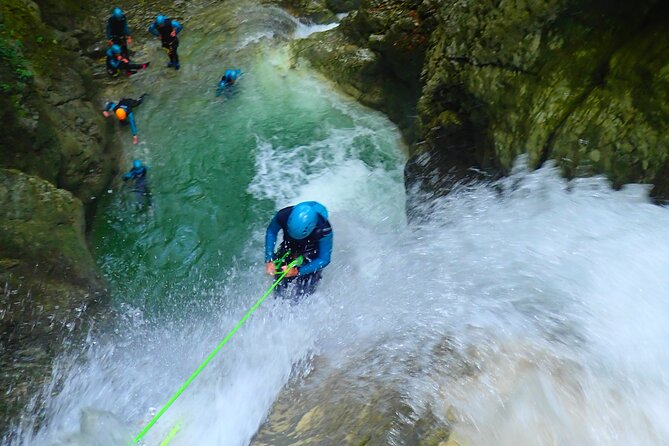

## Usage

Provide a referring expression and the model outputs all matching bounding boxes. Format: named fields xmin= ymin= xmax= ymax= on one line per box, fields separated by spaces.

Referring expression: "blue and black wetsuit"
xmin=265 ymin=203 xmax=333 ymax=297
xmin=107 ymin=14 xmax=130 ymax=58
xmin=149 ymin=18 xmax=183 ymax=68
xmin=219 ymin=69 xmax=241 ymax=89
xmin=106 ymin=48 xmax=147 ymax=76
xmin=122 ymin=165 xmax=150 ymax=207
xmin=104 ymin=95 xmax=145 ymax=136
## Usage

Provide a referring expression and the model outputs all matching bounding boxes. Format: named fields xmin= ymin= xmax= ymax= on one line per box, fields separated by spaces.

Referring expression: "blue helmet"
xmin=133 ymin=159 xmax=142 ymax=169
xmin=156 ymin=15 xmax=166 ymax=26
xmin=112 ymin=7 xmax=123 ymax=19
xmin=287 ymin=203 xmax=319 ymax=240
xmin=110 ymin=44 xmax=121 ymax=54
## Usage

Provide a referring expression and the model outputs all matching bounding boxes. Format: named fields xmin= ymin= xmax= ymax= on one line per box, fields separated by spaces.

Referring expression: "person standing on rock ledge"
xmin=107 ymin=7 xmax=132 ymax=59
xmin=102 ymin=94 xmax=147 ymax=145
xmin=149 ymin=15 xmax=183 ymax=70
xmin=265 ymin=201 xmax=333 ymax=299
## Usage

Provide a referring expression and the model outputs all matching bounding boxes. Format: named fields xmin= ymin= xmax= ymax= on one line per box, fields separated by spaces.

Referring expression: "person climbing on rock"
xmin=105 ymin=44 xmax=149 ymax=77
xmin=122 ymin=159 xmax=151 ymax=210
xmin=265 ymin=201 xmax=333 ymax=299
xmin=149 ymin=15 xmax=183 ymax=70
xmin=102 ymin=94 xmax=147 ymax=144
xmin=106 ymin=7 xmax=132 ymax=58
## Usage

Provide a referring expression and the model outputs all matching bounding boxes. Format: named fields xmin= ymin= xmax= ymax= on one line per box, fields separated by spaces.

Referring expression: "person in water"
xmin=106 ymin=7 xmax=132 ymax=58
xmin=102 ymin=94 xmax=147 ymax=144
xmin=265 ymin=201 xmax=333 ymax=298
xmin=105 ymin=44 xmax=149 ymax=77
xmin=149 ymin=15 xmax=183 ymax=70
xmin=218 ymin=69 xmax=241 ymax=89
xmin=122 ymin=159 xmax=150 ymax=209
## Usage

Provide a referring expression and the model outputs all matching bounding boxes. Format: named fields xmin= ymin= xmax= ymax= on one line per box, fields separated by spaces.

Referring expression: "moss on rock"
xmin=300 ymin=0 xmax=669 ymax=199
xmin=416 ymin=0 xmax=669 ymax=198
xmin=0 ymin=168 xmax=106 ymax=433
xmin=293 ymin=0 xmax=436 ymax=140
xmin=0 ymin=0 xmax=118 ymax=206
xmin=251 ymin=367 xmax=453 ymax=446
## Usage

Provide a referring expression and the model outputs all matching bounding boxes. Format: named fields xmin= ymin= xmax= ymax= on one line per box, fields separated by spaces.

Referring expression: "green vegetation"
xmin=0 ymin=27 xmax=33 ymax=96
xmin=0 ymin=0 xmax=66 ymax=76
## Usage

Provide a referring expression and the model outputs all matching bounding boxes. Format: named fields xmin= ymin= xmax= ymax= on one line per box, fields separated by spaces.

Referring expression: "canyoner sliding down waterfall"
xmin=264 ymin=201 xmax=333 ymax=300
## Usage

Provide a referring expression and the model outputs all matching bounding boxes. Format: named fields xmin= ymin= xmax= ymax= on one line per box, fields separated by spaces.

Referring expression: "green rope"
xmin=132 ymin=256 xmax=303 ymax=445
xmin=158 ymin=423 xmax=181 ymax=446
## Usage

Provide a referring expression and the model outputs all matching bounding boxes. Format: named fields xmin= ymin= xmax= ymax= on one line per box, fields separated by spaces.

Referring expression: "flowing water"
xmin=8 ymin=2 xmax=669 ymax=445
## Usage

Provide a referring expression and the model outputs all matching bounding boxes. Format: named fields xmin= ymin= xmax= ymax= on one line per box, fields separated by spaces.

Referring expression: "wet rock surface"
xmin=292 ymin=0 xmax=435 ymax=141
xmin=251 ymin=357 xmax=454 ymax=446
xmin=291 ymin=0 xmax=669 ymax=201
xmin=0 ymin=0 xmax=197 ymax=435
xmin=0 ymin=169 xmax=106 ymax=436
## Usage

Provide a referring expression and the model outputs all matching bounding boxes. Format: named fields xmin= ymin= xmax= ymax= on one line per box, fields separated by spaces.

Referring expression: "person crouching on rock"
xmin=149 ymin=15 xmax=183 ymax=70
xmin=107 ymin=7 xmax=132 ymax=59
xmin=102 ymin=94 xmax=147 ymax=145
xmin=106 ymin=44 xmax=149 ymax=77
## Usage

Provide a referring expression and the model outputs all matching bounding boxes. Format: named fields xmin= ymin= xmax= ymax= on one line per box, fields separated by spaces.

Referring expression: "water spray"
xmin=133 ymin=255 xmax=304 ymax=445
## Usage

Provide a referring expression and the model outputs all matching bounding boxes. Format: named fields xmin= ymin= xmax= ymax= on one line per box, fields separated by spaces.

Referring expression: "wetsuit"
xmin=106 ymin=48 xmax=147 ymax=76
xmin=106 ymin=14 xmax=130 ymax=58
xmin=122 ymin=165 xmax=150 ymax=208
xmin=104 ymin=95 xmax=145 ymax=137
xmin=265 ymin=202 xmax=333 ymax=298
xmin=219 ymin=69 xmax=241 ymax=89
xmin=149 ymin=18 xmax=182 ymax=68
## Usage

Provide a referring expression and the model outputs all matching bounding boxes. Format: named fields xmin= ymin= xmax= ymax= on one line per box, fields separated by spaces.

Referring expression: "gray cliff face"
xmin=292 ymin=0 xmax=434 ymax=141
xmin=1 ymin=0 xmax=115 ymax=433
xmin=1 ymin=0 xmax=118 ymax=206
xmin=291 ymin=0 xmax=669 ymax=202
xmin=0 ymin=169 xmax=106 ymax=431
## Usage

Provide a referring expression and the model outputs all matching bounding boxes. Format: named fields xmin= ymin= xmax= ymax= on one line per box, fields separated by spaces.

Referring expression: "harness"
xmin=278 ymin=215 xmax=329 ymax=262
xmin=116 ymin=99 xmax=134 ymax=112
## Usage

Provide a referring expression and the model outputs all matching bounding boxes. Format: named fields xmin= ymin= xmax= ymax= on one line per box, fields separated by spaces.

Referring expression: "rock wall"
xmin=293 ymin=0 xmax=435 ymax=141
xmin=0 ymin=0 xmax=115 ymax=434
xmin=1 ymin=0 xmax=118 ymax=205
xmin=291 ymin=0 xmax=669 ymax=201
xmin=0 ymin=169 xmax=106 ymax=432
xmin=251 ymin=358 xmax=454 ymax=446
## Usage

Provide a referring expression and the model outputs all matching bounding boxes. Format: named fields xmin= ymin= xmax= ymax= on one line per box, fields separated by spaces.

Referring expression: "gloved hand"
xmin=133 ymin=135 xmax=138 ymax=145
xmin=282 ymin=266 xmax=299 ymax=278
xmin=265 ymin=262 xmax=276 ymax=276
xmin=170 ymin=30 xmax=177 ymax=37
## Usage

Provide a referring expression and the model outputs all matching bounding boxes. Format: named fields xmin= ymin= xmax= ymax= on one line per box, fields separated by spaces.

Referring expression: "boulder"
xmin=0 ymin=169 xmax=107 ymax=432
